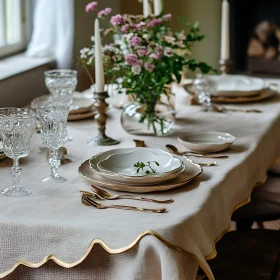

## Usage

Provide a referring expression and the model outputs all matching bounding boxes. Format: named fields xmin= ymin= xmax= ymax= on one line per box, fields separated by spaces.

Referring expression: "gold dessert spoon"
xmin=82 ymin=195 xmax=166 ymax=213
xmin=91 ymin=185 xmax=174 ymax=204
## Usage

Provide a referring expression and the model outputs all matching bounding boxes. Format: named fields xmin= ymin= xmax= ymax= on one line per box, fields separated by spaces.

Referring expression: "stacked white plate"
xmin=210 ymin=75 xmax=267 ymax=97
xmin=31 ymin=93 xmax=97 ymax=121
xmin=90 ymin=148 xmax=184 ymax=185
xmin=78 ymin=148 xmax=203 ymax=193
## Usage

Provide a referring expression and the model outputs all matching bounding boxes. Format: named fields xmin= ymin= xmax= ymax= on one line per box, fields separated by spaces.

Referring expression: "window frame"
xmin=0 ymin=0 xmax=31 ymax=59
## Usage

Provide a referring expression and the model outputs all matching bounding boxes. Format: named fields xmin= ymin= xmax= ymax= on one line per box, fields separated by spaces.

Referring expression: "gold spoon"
xmin=91 ymin=185 xmax=174 ymax=204
xmin=166 ymin=145 xmax=217 ymax=167
xmin=166 ymin=144 xmax=228 ymax=159
xmin=82 ymin=194 xmax=166 ymax=213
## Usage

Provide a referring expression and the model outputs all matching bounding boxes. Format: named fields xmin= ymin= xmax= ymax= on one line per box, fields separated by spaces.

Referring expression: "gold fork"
xmin=81 ymin=194 xmax=166 ymax=213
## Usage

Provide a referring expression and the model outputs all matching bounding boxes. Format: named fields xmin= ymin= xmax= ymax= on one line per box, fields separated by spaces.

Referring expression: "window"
xmin=0 ymin=0 xmax=31 ymax=58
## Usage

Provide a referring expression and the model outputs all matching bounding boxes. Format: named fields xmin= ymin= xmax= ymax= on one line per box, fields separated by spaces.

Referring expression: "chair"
xmin=207 ymin=229 xmax=280 ymax=280
xmin=232 ymin=173 xmax=280 ymax=230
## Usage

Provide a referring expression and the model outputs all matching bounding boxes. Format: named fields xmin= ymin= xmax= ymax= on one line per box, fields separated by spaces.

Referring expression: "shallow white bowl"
xmin=98 ymin=149 xmax=182 ymax=177
xmin=89 ymin=148 xmax=184 ymax=185
xmin=210 ymin=75 xmax=266 ymax=97
xmin=178 ymin=131 xmax=235 ymax=153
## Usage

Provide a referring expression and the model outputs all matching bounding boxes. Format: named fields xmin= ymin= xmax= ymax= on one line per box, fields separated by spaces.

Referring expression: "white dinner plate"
xmin=79 ymin=155 xmax=202 ymax=193
xmin=210 ymin=75 xmax=266 ymax=97
xmin=67 ymin=108 xmax=97 ymax=121
xmin=90 ymin=148 xmax=183 ymax=185
xmin=178 ymin=131 xmax=235 ymax=153
xmin=31 ymin=93 xmax=94 ymax=115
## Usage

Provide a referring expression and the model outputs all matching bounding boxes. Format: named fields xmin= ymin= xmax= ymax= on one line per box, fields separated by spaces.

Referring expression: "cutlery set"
xmin=81 ymin=186 xmax=171 ymax=213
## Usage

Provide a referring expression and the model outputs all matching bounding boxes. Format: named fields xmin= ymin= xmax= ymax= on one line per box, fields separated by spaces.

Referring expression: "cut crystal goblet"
xmin=0 ymin=108 xmax=36 ymax=196
xmin=36 ymin=103 xmax=70 ymax=183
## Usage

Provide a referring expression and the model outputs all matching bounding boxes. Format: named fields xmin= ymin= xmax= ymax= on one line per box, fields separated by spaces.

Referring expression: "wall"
xmin=0 ymin=61 xmax=55 ymax=107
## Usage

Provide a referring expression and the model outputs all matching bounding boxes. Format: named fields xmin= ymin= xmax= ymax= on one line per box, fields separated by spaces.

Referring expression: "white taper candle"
xmin=94 ymin=18 xmax=105 ymax=92
xmin=220 ymin=0 xmax=230 ymax=60
xmin=154 ymin=0 xmax=162 ymax=16
xmin=143 ymin=0 xmax=152 ymax=17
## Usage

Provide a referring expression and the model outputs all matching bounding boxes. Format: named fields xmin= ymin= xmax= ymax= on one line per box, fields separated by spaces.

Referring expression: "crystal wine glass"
xmin=44 ymin=70 xmax=78 ymax=105
xmin=36 ymin=103 xmax=70 ymax=183
xmin=193 ymin=74 xmax=217 ymax=111
xmin=0 ymin=108 xmax=36 ymax=196
xmin=45 ymin=69 xmax=77 ymax=141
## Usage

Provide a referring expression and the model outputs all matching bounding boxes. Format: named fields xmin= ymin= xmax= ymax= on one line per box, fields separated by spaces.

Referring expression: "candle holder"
xmin=87 ymin=91 xmax=120 ymax=146
xmin=219 ymin=59 xmax=231 ymax=75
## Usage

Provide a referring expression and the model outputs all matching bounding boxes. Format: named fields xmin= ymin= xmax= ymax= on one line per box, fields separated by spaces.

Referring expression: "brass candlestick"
xmin=87 ymin=91 xmax=119 ymax=146
xmin=219 ymin=59 xmax=231 ymax=75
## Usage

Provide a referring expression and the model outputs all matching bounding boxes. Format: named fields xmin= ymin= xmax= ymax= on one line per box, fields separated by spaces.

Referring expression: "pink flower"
xmin=97 ymin=8 xmax=111 ymax=18
xmin=137 ymin=47 xmax=148 ymax=57
xmin=104 ymin=8 xmax=112 ymax=14
xmin=144 ymin=62 xmax=155 ymax=72
xmin=156 ymin=45 xmax=163 ymax=58
xmin=149 ymin=18 xmax=163 ymax=27
xmin=131 ymin=65 xmax=141 ymax=75
xmin=125 ymin=53 xmax=138 ymax=65
xmin=129 ymin=36 xmax=142 ymax=47
xmin=120 ymin=25 xmax=129 ymax=33
xmin=149 ymin=53 xmax=160 ymax=60
xmin=85 ymin=1 xmax=98 ymax=12
xmin=98 ymin=10 xmax=105 ymax=18
xmin=110 ymin=14 xmax=125 ymax=26
xmin=163 ymin=14 xmax=172 ymax=20
xmin=136 ymin=21 xmax=146 ymax=29
xmin=164 ymin=47 xmax=173 ymax=57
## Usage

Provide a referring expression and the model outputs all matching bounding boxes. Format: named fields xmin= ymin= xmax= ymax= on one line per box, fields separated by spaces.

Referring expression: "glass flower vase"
xmin=121 ymin=92 xmax=175 ymax=136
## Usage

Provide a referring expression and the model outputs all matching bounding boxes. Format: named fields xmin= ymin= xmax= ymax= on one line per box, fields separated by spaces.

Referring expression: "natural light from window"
xmin=0 ymin=0 xmax=27 ymax=58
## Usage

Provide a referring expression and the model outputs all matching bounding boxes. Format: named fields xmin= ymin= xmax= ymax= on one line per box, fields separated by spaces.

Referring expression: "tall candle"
xmin=94 ymin=19 xmax=105 ymax=93
xmin=220 ymin=0 xmax=230 ymax=60
xmin=143 ymin=0 xmax=152 ymax=17
xmin=154 ymin=0 xmax=162 ymax=16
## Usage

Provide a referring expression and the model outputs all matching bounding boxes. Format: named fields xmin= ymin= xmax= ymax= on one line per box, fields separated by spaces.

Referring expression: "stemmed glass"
xmin=44 ymin=70 xmax=77 ymax=141
xmin=0 ymin=108 xmax=36 ymax=196
xmin=193 ymin=74 xmax=217 ymax=111
xmin=36 ymin=103 xmax=70 ymax=183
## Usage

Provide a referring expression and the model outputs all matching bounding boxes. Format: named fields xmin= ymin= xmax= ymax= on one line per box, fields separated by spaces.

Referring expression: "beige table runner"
xmin=0 ymin=84 xmax=280 ymax=280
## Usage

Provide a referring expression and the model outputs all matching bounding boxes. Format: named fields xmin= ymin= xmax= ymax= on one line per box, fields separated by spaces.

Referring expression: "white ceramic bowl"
xmin=178 ymin=131 xmax=235 ymax=153
xmin=98 ymin=149 xmax=182 ymax=177
xmin=89 ymin=148 xmax=184 ymax=185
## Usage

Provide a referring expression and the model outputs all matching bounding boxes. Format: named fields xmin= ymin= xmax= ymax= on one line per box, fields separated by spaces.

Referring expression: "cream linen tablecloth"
xmin=0 ymin=84 xmax=280 ymax=280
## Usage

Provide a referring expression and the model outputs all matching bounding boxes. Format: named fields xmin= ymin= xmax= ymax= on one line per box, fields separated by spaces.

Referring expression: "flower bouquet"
xmin=80 ymin=1 xmax=214 ymax=135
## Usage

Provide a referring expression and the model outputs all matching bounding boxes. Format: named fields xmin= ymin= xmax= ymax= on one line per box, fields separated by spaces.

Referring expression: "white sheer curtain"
xmin=26 ymin=0 xmax=75 ymax=69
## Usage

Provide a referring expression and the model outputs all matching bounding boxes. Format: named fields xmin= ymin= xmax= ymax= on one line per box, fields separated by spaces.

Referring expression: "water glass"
xmin=0 ymin=108 xmax=36 ymax=196
xmin=193 ymin=74 xmax=217 ymax=111
xmin=44 ymin=70 xmax=78 ymax=105
xmin=36 ymin=103 xmax=70 ymax=183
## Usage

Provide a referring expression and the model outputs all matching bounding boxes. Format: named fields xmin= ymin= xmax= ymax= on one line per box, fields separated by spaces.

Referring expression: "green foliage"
xmin=133 ymin=161 xmax=160 ymax=174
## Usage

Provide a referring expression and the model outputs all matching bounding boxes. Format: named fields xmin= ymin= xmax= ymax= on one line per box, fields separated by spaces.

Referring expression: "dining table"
xmin=0 ymin=80 xmax=280 ymax=280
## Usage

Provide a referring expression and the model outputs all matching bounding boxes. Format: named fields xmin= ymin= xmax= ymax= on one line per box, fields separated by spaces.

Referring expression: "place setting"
xmin=183 ymin=74 xmax=278 ymax=111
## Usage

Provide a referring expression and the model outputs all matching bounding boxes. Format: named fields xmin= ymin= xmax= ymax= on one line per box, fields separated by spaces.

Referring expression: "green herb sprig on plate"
xmin=134 ymin=161 xmax=160 ymax=175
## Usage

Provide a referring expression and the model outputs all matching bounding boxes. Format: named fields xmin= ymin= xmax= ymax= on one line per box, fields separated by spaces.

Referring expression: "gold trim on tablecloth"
xmin=1 ymin=157 xmax=278 ymax=280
